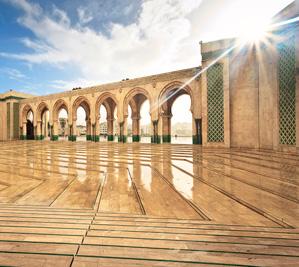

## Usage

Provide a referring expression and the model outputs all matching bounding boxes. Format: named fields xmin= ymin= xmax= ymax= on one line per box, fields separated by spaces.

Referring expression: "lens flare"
xmin=151 ymin=16 xmax=299 ymax=114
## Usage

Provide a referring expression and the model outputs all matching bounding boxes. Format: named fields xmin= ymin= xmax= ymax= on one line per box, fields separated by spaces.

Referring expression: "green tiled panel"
xmin=51 ymin=135 xmax=59 ymax=141
xmin=278 ymin=36 xmax=296 ymax=146
xmin=162 ymin=135 xmax=171 ymax=143
xmin=151 ymin=135 xmax=161 ymax=144
xmin=207 ymin=63 xmax=224 ymax=142
xmin=193 ymin=135 xmax=201 ymax=144
xmin=86 ymin=135 xmax=92 ymax=141
xmin=108 ymin=135 xmax=114 ymax=141
xmin=132 ymin=135 xmax=140 ymax=142
xmin=68 ymin=135 xmax=76 ymax=141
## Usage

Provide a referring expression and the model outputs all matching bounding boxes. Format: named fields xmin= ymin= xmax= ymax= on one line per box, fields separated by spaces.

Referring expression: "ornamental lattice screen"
xmin=278 ymin=35 xmax=296 ymax=146
xmin=207 ymin=63 xmax=224 ymax=142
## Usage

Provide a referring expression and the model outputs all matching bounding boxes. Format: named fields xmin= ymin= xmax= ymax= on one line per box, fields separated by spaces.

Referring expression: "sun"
xmin=238 ymin=18 xmax=271 ymax=44
xmin=238 ymin=20 xmax=270 ymax=45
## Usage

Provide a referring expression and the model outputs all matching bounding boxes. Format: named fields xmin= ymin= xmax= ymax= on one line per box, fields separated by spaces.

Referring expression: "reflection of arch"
xmin=123 ymin=87 xmax=152 ymax=117
xmin=159 ymin=81 xmax=194 ymax=115
xmin=53 ymin=99 xmax=69 ymax=121
xmin=72 ymin=96 xmax=91 ymax=120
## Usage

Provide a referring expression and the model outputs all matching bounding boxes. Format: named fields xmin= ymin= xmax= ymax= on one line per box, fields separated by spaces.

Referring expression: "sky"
xmin=0 ymin=0 xmax=294 ymax=124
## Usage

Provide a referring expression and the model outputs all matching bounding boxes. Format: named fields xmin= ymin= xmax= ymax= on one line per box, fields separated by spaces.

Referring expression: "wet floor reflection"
xmin=0 ymin=141 xmax=298 ymax=227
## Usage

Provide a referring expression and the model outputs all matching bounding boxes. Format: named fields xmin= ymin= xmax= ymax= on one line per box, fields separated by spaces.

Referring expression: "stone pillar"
xmin=132 ymin=116 xmax=140 ymax=142
xmin=93 ymin=122 xmax=99 ymax=142
xmin=36 ymin=121 xmax=42 ymax=140
xmin=21 ymin=122 xmax=27 ymax=140
xmin=107 ymin=118 xmax=114 ymax=141
xmin=51 ymin=120 xmax=59 ymax=141
xmin=86 ymin=119 xmax=92 ymax=141
xmin=193 ymin=118 xmax=202 ymax=144
xmin=118 ymin=119 xmax=127 ymax=143
xmin=69 ymin=117 xmax=77 ymax=141
xmin=68 ymin=124 xmax=75 ymax=141
xmin=151 ymin=120 xmax=160 ymax=144
xmin=162 ymin=114 xmax=172 ymax=143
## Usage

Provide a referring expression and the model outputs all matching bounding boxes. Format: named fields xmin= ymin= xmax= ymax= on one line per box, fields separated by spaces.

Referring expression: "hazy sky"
xmin=0 ymin=0 xmax=294 ymax=124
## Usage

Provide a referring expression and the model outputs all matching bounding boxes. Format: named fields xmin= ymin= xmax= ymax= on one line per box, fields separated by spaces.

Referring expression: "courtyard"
xmin=0 ymin=141 xmax=297 ymax=266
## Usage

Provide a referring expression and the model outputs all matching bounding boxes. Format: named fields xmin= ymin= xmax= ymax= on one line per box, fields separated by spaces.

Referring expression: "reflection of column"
xmin=132 ymin=116 xmax=140 ymax=142
xmin=107 ymin=118 xmax=114 ymax=141
xmin=51 ymin=120 xmax=59 ymax=141
xmin=162 ymin=114 xmax=172 ymax=143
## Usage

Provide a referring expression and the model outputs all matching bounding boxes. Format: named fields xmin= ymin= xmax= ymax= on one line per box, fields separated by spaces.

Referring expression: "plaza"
xmin=0 ymin=0 xmax=299 ymax=266
xmin=0 ymin=141 xmax=297 ymax=266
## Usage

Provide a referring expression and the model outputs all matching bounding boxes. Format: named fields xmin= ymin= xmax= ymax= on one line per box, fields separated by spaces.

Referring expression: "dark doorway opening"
xmin=26 ymin=119 xmax=34 ymax=140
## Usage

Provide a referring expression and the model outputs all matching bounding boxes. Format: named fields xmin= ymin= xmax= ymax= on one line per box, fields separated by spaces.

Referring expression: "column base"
xmin=20 ymin=135 xmax=27 ymax=140
xmin=35 ymin=135 xmax=44 ymax=140
xmin=91 ymin=135 xmax=99 ymax=142
xmin=162 ymin=135 xmax=171 ymax=143
xmin=151 ymin=135 xmax=161 ymax=144
xmin=192 ymin=135 xmax=202 ymax=145
xmin=68 ymin=135 xmax=77 ymax=141
xmin=51 ymin=135 xmax=59 ymax=141
xmin=118 ymin=135 xmax=127 ymax=143
xmin=108 ymin=135 xmax=114 ymax=141
xmin=132 ymin=135 xmax=140 ymax=142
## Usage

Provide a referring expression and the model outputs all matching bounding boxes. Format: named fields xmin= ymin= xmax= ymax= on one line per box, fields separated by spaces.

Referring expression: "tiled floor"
xmin=0 ymin=141 xmax=298 ymax=266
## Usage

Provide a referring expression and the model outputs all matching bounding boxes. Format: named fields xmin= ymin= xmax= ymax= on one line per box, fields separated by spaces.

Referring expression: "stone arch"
xmin=123 ymin=87 xmax=152 ymax=142
xmin=21 ymin=104 xmax=34 ymax=124
xmin=53 ymin=99 xmax=69 ymax=122
xmin=158 ymin=81 xmax=195 ymax=143
xmin=36 ymin=102 xmax=49 ymax=122
xmin=72 ymin=96 xmax=91 ymax=121
xmin=158 ymin=81 xmax=194 ymax=115
xmin=95 ymin=92 xmax=118 ymax=120
xmin=21 ymin=104 xmax=35 ymax=140
xmin=123 ymin=87 xmax=152 ymax=118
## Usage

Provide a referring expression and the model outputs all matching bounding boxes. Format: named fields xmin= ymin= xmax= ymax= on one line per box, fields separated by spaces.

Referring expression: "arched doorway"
xmin=171 ymin=95 xmax=192 ymax=144
xmin=26 ymin=110 xmax=34 ymax=140
xmin=36 ymin=102 xmax=50 ymax=140
xmin=72 ymin=97 xmax=91 ymax=141
xmin=96 ymin=94 xmax=118 ymax=142
xmin=99 ymin=105 xmax=108 ymax=141
xmin=124 ymin=89 xmax=151 ymax=143
xmin=58 ymin=108 xmax=68 ymax=141
xmin=53 ymin=99 xmax=69 ymax=141
xmin=159 ymin=83 xmax=199 ymax=144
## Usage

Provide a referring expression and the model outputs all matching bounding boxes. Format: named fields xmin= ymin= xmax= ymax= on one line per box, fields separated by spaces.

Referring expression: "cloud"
xmin=77 ymin=6 xmax=93 ymax=25
xmin=50 ymin=78 xmax=99 ymax=91
xmin=1 ymin=0 xmax=203 ymax=87
xmin=0 ymin=67 xmax=27 ymax=81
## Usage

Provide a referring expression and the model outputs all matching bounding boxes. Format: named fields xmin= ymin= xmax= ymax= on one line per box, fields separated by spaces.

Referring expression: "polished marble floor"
xmin=0 ymin=141 xmax=298 ymax=266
